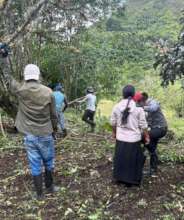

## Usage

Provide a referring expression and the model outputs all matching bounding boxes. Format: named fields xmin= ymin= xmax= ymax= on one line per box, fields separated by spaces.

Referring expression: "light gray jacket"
xmin=144 ymin=98 xmax=167 ymax=129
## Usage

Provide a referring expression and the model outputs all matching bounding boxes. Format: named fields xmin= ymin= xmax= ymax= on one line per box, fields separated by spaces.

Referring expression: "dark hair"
xmin=122 ymin=85 xmax=135 ymax=99
xmin=0 ymin=43 xmax=10 ymax=58
xmin=86 ymin=86 xmax=94 ymax=94
xmin=121 ymin=85 xmax=135 ymax=125
xmin=121 ymin=97 xmax=132 ymax=125
xmin=141 ymin=92 xmax=149 ymax=101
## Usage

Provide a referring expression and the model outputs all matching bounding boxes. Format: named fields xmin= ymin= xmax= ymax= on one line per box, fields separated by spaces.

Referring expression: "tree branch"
xmin=7 ymin=0 xmax=49 ymax=44
xmin=0 ymin=0 xmax=8 ymax=10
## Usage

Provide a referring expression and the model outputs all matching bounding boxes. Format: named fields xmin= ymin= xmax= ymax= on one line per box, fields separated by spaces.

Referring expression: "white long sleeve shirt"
xmin=111 ymin=99 xmax=148 ymax=143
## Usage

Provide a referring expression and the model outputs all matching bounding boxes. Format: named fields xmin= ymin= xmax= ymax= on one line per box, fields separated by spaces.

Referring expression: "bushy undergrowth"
xmin=158 ymin=143 xmax=184 ymax=163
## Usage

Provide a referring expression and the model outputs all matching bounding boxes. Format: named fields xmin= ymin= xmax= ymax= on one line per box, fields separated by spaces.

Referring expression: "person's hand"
xmin=52 ymin=132 xmax=57 ymax=140
xmin=144 ymin=134 xmax=150 ymax=145
xmin=52 ymin=126 xmax=57 ymax=138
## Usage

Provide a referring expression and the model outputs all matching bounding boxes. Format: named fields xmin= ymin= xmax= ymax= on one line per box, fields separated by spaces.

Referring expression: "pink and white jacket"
xmin=110 ymin=99 xmax=148 ymax=143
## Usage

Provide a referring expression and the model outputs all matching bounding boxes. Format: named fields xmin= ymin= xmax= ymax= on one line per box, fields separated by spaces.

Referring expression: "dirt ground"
xmin=0 ymin=129 xmax=184 ymax=220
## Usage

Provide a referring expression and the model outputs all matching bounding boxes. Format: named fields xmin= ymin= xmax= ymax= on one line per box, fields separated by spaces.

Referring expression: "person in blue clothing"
xmin=53 ymin=83 xmax=68 ymax=137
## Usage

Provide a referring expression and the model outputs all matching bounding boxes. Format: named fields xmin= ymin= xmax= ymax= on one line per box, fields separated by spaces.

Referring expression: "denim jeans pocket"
xmin=39 ymin=134 xmax=53 ymax=142
xmin=24 ymin=135 xmax=37 ymax=148
xmin=39 ymin=136 xmax=54 ymax=160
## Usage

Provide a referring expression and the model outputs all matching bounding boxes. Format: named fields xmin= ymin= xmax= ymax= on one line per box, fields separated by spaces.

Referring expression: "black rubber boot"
xmin=124 ymin=183 xmax=133 ymax=188
xmin=82 ymin=115 xmax=95 ymax=128
xmin=90 ymin=123 xmax=96 ymax=132
xmin=150 ymin=152 xmax=158 ymax=175
xmin=33 ymin=174 xmax=43 ymax=200
xmin=45 ymin=170 xmax=59 ymax=193
xmin=62 ymin=128 xmax=67 ymax=137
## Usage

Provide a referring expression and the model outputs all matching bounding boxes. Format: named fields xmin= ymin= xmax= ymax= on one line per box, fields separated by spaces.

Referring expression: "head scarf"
xmin=133 ymin=91 xmax=143 ymax=102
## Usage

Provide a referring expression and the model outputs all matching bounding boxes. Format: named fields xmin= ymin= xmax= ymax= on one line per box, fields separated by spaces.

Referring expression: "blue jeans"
xmin=24 ymin=134 xmax=55 ymax=176
xmin=57 ymin=111 xmax=65 ymax=130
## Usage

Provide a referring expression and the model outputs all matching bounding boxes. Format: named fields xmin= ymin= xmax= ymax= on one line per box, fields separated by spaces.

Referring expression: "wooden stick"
xmin=68 ymin=96 xmax=86 ymax=105
xmin=0 ymin=113 xmax=6 ymax=138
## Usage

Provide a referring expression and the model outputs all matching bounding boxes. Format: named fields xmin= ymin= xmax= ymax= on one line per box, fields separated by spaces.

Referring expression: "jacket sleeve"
xmin=144 ymin=99 xmax=160 ymax=112
xmin=50 ymin=94 xmax=58 ymax=131
xmin=110 ymin=106 xmax=118 ymax=127
xmin=138 ymin=108 xmax=148 ymax=130
xmin=63 ymin=96 xmax=68 ymax=112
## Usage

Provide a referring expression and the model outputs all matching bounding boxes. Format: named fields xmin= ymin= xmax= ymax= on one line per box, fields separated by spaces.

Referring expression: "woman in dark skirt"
xmin=110 ymin=85 xmax=149 ymax=187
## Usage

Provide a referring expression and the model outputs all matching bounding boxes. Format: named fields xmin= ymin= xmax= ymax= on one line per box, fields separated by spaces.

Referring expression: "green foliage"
xmin=154 ymin=8 xmax=184 ymax=86
xmin=134 ymin=73 xmax=184 ymax=141
xmin=159 ymin=144 xmax=184 ymax=163
xmin=27 ymin=0 xmax=183 ymax=102
xmin=0 ymin=136 xmax=9 ymax=148
xmin=2 ymin=0 xmax=184 ymax=143
xmin=96 ymin=115 xmax=112 ymax=133
xmin=0 ymin=135 xmax=22 ymax=151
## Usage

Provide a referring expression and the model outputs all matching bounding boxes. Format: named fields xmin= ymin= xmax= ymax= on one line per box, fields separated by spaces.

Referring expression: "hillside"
xmin=128 ymin=0 xmax=184 ymax=13
xmin=1 ymin=0 xmax=184 ymax=219
xmin=1 ymin=114 xmax=184 ymax=219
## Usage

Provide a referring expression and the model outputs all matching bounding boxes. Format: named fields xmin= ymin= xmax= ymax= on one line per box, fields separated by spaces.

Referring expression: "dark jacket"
xmin=144 ymin=98 xmax=167 ymax=129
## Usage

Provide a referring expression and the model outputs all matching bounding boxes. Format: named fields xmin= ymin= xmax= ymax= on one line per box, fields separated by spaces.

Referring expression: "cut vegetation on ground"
xmin=0 ymin=114 xmax=184 ymax=220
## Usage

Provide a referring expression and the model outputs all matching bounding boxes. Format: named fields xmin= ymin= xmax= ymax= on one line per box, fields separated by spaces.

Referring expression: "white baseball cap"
xmin=24 ymin=64 xmax=40 ymax=81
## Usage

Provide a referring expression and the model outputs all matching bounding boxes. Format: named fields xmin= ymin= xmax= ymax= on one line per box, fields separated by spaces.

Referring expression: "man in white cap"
xmin=1 ymin=62 xmax=58 ymax=200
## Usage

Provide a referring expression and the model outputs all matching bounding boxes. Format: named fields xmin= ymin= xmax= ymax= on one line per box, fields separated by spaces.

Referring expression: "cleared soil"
xmin=0 ymin=129 xmax=184 ymax=220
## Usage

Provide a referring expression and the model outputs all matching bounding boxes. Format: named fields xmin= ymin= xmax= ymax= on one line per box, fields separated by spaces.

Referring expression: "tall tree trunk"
xmin=0 ymin=56 xmax=18 ymax=118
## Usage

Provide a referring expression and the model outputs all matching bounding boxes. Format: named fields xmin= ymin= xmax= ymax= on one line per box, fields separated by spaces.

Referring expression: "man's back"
xmin=86 ymin=93 xmax=96 ymax=111
xmin=15 ymin=81 xmax=56 ymax=136
xmin=53 ymin=91 xmax=65 ymax=112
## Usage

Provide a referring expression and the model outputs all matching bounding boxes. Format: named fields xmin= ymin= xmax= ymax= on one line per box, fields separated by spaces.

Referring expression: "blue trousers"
xmin=57 ymin=111 xmax=65 ymax=130
xmin=24 ymin=134 xmax=55 ymax=176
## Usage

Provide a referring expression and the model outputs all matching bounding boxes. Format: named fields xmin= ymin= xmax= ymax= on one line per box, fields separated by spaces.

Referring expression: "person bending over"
xmin=140 ymin=92 xmax=168 ymax=175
